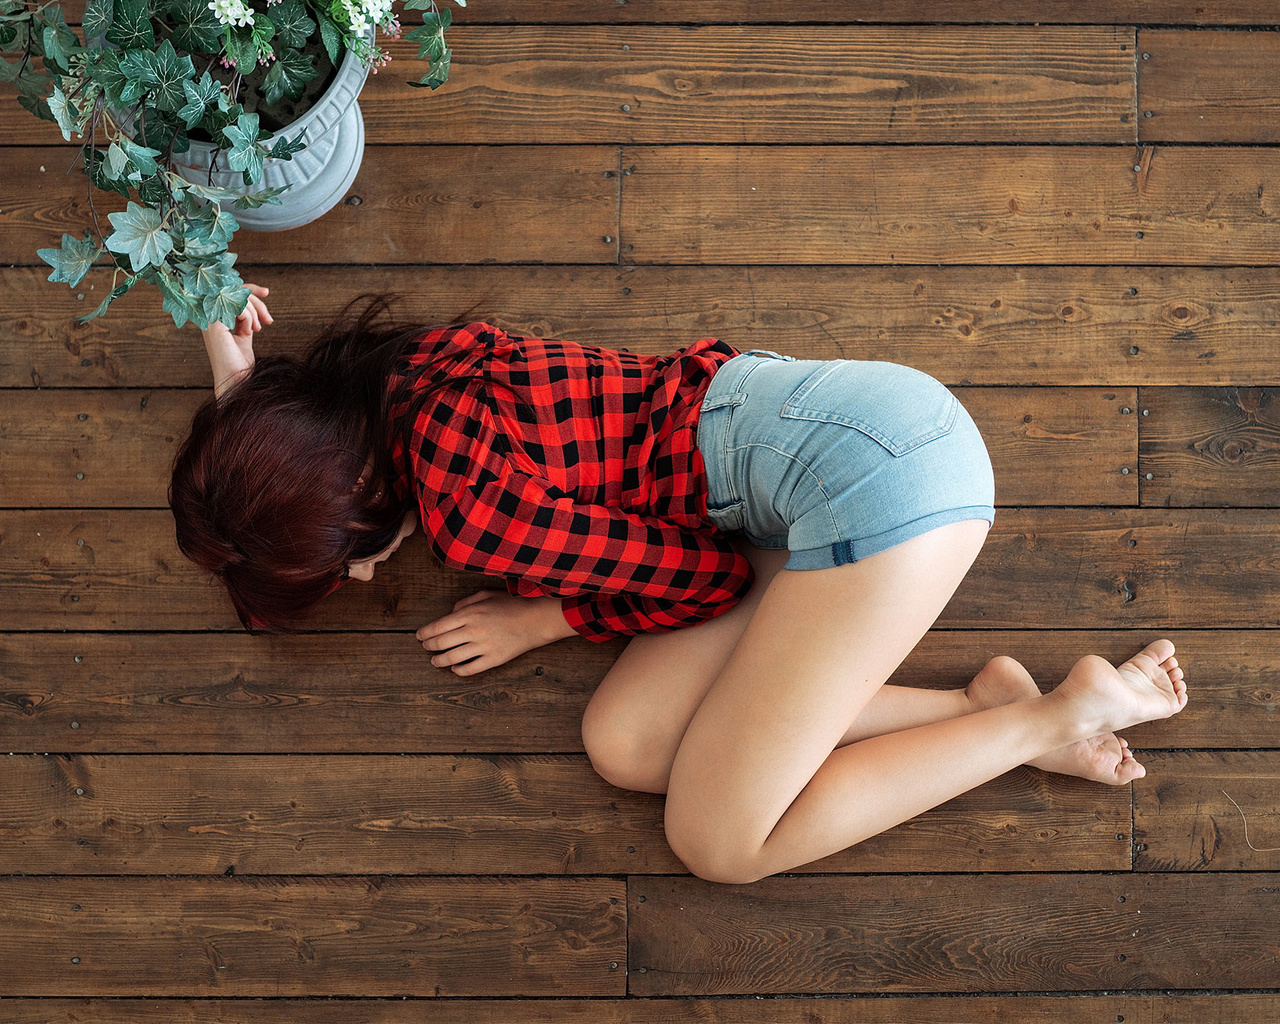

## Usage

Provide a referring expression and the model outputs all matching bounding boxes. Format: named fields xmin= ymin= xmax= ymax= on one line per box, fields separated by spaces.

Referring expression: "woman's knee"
xmin=581 ymin=690 xmax=672 ymax=794
xmin=663 ymin=806 xmax=767 ymax=885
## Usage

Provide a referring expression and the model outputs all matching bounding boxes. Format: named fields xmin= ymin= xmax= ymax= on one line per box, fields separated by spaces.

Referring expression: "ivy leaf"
xmin=185 ymin=198 xmax=239 ymax=246
xmin=47 ymin=84 xmax=78 ymax=140
xmin=119 ymin=136 xmax=162 ymax=177
xmin=85 ymin=148 xmax=132 ymax=197
xmin=136 ymin=172 xmax=173 ymax=205
xmin=82 ymin=0 xmax=112 ymax=40
xmin=37 ymin=232 xmax=100 ymax=287
xmin=178 ymin=71 xmax=222 ymax=129
xmin=203 ymin=278 xmax=251 ymax=328
xmin=163 ymin=0 xmax=223 ymax=53
xmin=40 ymin=21 xmax=77 ymax=74
xmin=105 ymin=202 xmax=174 ymax=272
xmin=269 ymin=0 xmax=315 ymax=48
xmin=88 ymin=49 xmax=145 ymax=107
xmin=106 ymin=0 xmax=155 ymax=50
xmin=179 ymin=252 xmax=237 ymax=300
xmin=408 ymin=46 xmax=450 ymax=89
xmin=140 ymin=39 xmax=196 ymax=113
xmin=223 ymin=25 xmax=258 ymax=72
xmin=156 ymin=267 xmax=200 ymax=327
xmin=222 ymin=111 xmax=263 ymax=181
xmin=102 ymin=141 xmax=129 ymax=180
xmin=317 ymin=15 xmax=341 ymax=65
xmin=233 ymin=183 xmax=290 ymax=209
xmin=261 ymin=49 xmax=317 ymax=105
xmin=267 ymin=128 xmax=306 ymax=161
xmin=180 ymin=179 xmax=243 ymax=204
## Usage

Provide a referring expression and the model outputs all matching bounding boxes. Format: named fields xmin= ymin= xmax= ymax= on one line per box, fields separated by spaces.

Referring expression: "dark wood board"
xmin=0 ymin=876 xmax=626 ymax=997
xmin=620 ymin=146 xmax=1280 ymax=265
xmin=627 ymin=873 xmax=1280 ymax=994
xmin=7 ymin=265 xmax=1280 ymax=389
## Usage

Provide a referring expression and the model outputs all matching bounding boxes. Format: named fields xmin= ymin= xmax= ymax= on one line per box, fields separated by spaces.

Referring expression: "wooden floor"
xmin=3 ymin=1 xmax=1280 ymax=1020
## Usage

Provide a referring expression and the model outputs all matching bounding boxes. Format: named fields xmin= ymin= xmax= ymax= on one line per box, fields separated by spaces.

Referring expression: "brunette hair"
xmin=170 ymin=293 xmax=495 ymax=631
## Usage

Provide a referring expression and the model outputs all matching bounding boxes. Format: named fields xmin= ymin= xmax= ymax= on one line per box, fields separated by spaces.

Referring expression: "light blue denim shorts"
xmin=695 ymin=350 xmax=996 ymax=570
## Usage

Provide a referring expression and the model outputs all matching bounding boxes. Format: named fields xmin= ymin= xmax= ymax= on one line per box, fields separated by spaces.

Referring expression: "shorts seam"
xmin=724 ymin=439 xmax=841 ymax=539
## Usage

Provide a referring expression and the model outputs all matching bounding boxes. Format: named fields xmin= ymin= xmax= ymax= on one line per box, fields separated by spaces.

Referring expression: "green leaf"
xmin=251 ymin=14 xmax=275 ymax=48
xmin=260 ymin=48 xmax=316 ymax=105
xmin=17 ymin=93 xmax=54 ymax=122
xmin=267 ymin=128 xmax=306 ymax=161
xmin=40 ymin=22 xmax=75 ymax=74
xmin=180 ymin=179 xmax=243 ymax=203
xmin=105 ymin=202 xmax=174 ymax=272
xmin=136 ymin=172 xmax=173 ymax=205
xmin=270 ymin=0 xmax=315 ymax=49
xmin=85 ymin=148 xmax=132 ymax=197
xmin=233 ymin=183 xmax=289 ymax=209
xmin=180 ymin=252 xmax=237 ymax=299
xmin=37 ymin=232 xmax=100 ymax=287
xmin=82 ymin=0 xmax=112 ymax=40
xmin=156 ymin=267 xmax=200 ymax=327
xmin=103 ymin=141 xmax=129 ymax=180
xmin=119 ymin=136 xmax=162 ymax=177
xmin=203 ymin=278 xmax=251 ymax=328
xmin=139 ymin=39 xmax=196 ymax=113
xmin=87 ymin=49 xmax=144 ymax=107
xmin=178 ymin=70 xmax=222 ymax=129
xmin=106 ymin=0 xmax=155 ymax=50
xmin=222 ymin=111 xmax=263 ymax=181
xmin=409 ymin=46 xmax=450 ymax=89
xmin=47 ymin=84 xmax=77 ymax=140
xmin=223 ymin=25 xmax=258 ymax=73
xmin=163 ymin=0 xmax=223 ymax=53
xmin=317 ymin=15 xmax=341 ymax=65
xmin=184 ymin=197 xmax=239 ymax=246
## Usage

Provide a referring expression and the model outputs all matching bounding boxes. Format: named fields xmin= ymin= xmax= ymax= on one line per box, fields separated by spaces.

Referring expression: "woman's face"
xmin=346 ymin=512 xmax=417 ymax=581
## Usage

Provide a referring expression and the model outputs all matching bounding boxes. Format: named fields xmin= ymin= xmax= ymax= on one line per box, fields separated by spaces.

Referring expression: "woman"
xmin=172 ymin=284 xmax=1187 ymax=885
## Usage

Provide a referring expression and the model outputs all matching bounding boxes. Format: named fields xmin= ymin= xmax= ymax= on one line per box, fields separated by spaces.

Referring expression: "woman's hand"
xmin=416 ymin=591 xmax=577 ymax=676
xmin=203 ymin=283 xmax=273 ymax=398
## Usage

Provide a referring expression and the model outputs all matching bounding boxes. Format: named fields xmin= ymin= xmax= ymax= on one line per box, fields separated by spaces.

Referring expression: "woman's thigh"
xmin=581 ymin=541 xmax=790 ymax=793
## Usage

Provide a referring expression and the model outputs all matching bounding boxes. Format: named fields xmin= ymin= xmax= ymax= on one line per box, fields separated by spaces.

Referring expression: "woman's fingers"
xmin=453 ymin=589 xmax=500 ymax=611
xmin=417 ymin=621 xmax=472 ymax=649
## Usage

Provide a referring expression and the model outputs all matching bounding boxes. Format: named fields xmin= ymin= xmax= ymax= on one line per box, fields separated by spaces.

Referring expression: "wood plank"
xmin=0 ymin=146 xmax=619 ymax=265
xmin=1138 ymin=30 xmax=1280 ymax=143
xmin=39 ymin=0 xmax=1280 ymax=24
xmin=0 ymin=27 xmax=1135 ymax=146
xmin=0 ymin=387 xmax=1137 ymax=508
xmin=8 ymin=265 xmax=1280 ymax=389
xmin=620 ymin=146 xmax=1280 ymax=265
xmin=0 ymin=876 xmax=625 ymax=996
xmin=5 ymin=996 xmax=1280 ymax=1024
xmin=1134 ymin=751 xmax=1280 ymax=871
xmin=0 ymin=754 xmax=1127 ymax=875
xmin=1139 ymin=387 xmax=1280 ymax=507
xmin=0 ymin=629 xmax=1265 ymax=753
xmin=627 ymin=873 xmax=1280 ymax=995
xmin=7 ymin=509 xmax=1280 ymax=630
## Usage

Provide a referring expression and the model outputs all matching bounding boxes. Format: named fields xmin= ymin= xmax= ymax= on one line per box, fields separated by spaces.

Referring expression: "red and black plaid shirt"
xmin=385 ymin=322 xmax=755 ymax=642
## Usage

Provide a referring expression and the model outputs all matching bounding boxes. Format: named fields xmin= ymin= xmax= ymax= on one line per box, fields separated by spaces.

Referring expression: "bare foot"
xmin=1054 ymin=639 xmax=1188 ymax=739
xmin=966 ymin=655 xmax=1147 ymax=785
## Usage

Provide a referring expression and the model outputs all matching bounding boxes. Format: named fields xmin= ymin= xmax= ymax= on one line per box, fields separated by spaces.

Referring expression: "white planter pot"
xmin=170 ymin=40 xmax=372 ymax=232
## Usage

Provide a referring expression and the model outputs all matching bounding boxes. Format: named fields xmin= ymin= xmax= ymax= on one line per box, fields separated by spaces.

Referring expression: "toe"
xmin=1137 ymin=638 xmax=1176 ymax=669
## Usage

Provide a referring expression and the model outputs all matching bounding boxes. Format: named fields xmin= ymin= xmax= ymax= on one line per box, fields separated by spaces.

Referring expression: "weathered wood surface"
xmin=8 ymin=265 xmax=1280 ymax=389
xmin=6 ymin=995 xmax=1280 ymax=1024
xmin=20 ymin=995 xmax=1280 ymax=1024
xmin=621 ymin=146 xmax=1280 ymax=265
xmin=0 ymin=754 xmax=1128 ymax=874
xmin=1138 ymin=30 xmax=1280 ymax=143
xmin=0 ymin=387 xmax=1138 ymax=508
xmin=0 ymin=876 xmax=626 ymax=997
xmin=1138 ymin=387 xmax=1280 ymax=507
xmin=2 ymin=630 xmax=1266 ymax=753
xmin=5 ymin=509 xmax=1279 ymax=630
xmin=0 ymin=146 xmax=620 ymax=265
xmin=627 ymin=873 xmax=1280 ymax=995
xmin=1134 ymin=752 xmax=1280 ymax=871
xmin=0 ymin=28 xmax=1136 ymax=146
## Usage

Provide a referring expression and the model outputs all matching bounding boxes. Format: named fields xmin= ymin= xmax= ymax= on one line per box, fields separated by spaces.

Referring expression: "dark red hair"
xmin=170 ymin=294 xmax=482 ymax=631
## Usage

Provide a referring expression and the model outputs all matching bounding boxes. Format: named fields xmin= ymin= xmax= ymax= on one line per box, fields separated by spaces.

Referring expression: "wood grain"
xmin=7 ymin=509 xmax=1280 ymax=630
xmin=628 ymin=873 xmax=1280 ymax=995
xmin=1138 ymin=387 xmax=1280 ymax=507
xmin=2 ymin=27 xmax=1134 ymax=146
xmin=620 ymin=146 xmax=1280 ymax=265
xmin=0 ymin=754 xmax=1128 ymax=874
xmin=5 ymin=995 xmax=1280 ymax=1024
xmin=9 ymin=265 xmax=1280 ymax=389
xmin=0 ymin=146 xmax=620 ymax=265
xmin=0 ymin=876 xmax=625 ymax=997
xmin=0 ymin=387 xmax=1137 ymax=508
xmin=1134 ymin=751 xmax=1280 ymax=871
xmin=1138 ymin=30 xmax=1280 ymax=143
xmin=2 ymin=629 xmax=1267 ymax=753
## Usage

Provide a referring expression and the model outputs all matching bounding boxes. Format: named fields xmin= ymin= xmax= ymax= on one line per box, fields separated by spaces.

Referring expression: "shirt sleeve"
xmin=424 ymin=465 xmax=755 ymax=642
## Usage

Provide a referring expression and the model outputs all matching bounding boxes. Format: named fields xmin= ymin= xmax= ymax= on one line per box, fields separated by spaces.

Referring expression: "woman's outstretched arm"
xmin=202 ymin=283 xmax=272 ymax=398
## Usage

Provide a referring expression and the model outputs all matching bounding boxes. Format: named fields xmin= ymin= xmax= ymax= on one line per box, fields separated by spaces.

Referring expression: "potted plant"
xmin=0 ymin=0 xmax=462 ymax=327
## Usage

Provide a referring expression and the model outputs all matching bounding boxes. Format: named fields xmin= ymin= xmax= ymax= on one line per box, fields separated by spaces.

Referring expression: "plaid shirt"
xmin=386 ymin=323 xmax=755 ymax=642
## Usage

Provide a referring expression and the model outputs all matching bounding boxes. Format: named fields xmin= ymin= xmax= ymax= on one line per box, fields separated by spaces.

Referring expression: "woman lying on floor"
xmin=170 ymin=284 xmax=1187 ymax=884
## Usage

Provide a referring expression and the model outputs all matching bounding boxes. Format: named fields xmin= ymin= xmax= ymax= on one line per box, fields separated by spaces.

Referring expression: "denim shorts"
xmin=695 ymin=350 xmax=996 ymax=570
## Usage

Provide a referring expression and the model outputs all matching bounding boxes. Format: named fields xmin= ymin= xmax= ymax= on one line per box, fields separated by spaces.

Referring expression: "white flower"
xmin=208 ymin=0 xmax=255 ymax=27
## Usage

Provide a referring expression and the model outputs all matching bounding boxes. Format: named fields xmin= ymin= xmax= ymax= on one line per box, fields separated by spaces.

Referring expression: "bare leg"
xmin=657 ymin=521 xmax=1187 ymax=884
